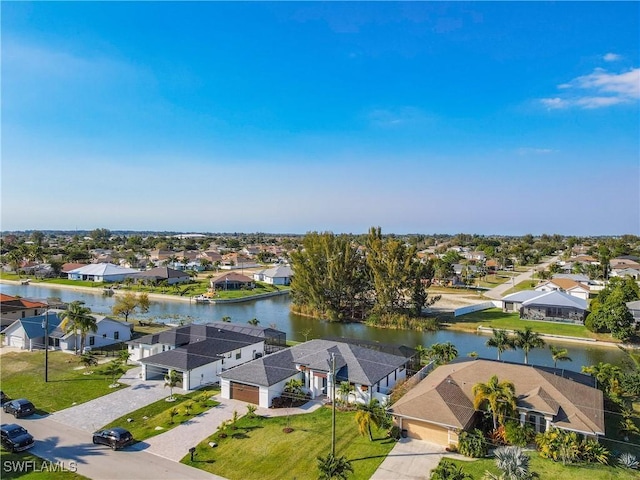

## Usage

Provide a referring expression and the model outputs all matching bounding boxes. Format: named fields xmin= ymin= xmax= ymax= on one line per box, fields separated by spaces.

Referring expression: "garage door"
xmin=403 ymin=419 xmax=451 ymax=446
xmin=230 ymin=382 xmax=259 ymax=404
xmin=7 ymin=335 xmax=24 ymax=349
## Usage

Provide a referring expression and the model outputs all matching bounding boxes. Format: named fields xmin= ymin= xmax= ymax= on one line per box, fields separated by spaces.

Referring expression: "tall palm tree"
xmin=247 ymin=318 xmax=260 ymax=326
xmin=428 ymin=342 xmax=458 ymax=365
xmin=59 ymin=301 xmax=95 ymax=355
xmin=513 ymin=327 xmax=545 ymax=364
xmin=473 ymin=375 xmax=517 ymax=431
xmin=486 ymin=329 xmax=514 ymax=361
xmin=338 ymin=381 xmax=353 ymax=405
xmin=549 ymin=345 xmax=572 ymax=369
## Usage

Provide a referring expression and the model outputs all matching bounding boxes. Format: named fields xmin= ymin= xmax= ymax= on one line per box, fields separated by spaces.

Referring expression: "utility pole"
xmin=330 ymin=352 xmax=336 ymax=457
xmin=42 ymin=310 xmax=49 ymax=382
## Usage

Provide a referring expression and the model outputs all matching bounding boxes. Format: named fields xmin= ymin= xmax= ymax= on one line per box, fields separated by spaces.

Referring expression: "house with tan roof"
xmin=390 ymin=358 xmax=605 ymax=447
xmin=0 ymin=294 xmax=48 ymax=330
xmin=535 ymin=278 xmax=591 ymax=300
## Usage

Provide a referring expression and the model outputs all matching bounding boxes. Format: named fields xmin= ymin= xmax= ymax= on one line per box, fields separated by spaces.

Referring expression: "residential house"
xmin=67 ymin=263 xmax=138 ymax=282
xmin=626 ymin=301 xmax=640 ymax=327
xmin=501 ymin=290 xmax=588 ymax=323
xmin=3 ymin=311 xmax=131 ymax=352
xmin=220 ymin=339 xmax=410 ymax=408
xmin=610 ymin=268 xmax=640 ymax=280
xmin=128 ymin=266 xmax=191 ymax=285
xmin=390 ymin=358 xmax=605 ymax=447
xmin=535 ymin=278 xmax=591 ymax=300
xmin=211 ymin=272 xmax=255 ymax=290
xmin=128 ymin=323 xmax=271 ymax=390
xmin=253 ymin=265 xmax=293 ymax=285
xmin=0 ymin=294 xmax=48 ymax=330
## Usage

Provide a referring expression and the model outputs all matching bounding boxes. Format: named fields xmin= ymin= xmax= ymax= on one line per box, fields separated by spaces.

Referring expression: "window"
xmin=114 ymin=331 xmax=119 ymax=340
xmin=89 ymin=336 xmax=95 ymax=346
xmin=103 ymin=333 xmax=107 ymax=338
xmin=235 ymin=351 xmax=241 ymax=360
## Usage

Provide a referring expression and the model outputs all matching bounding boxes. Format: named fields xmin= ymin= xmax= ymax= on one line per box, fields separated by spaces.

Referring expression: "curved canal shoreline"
xmin=0 ymin=279 xmax=288 ymax=305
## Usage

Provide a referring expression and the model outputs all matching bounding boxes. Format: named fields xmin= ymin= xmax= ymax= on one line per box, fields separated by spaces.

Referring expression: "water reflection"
xmin=1 ymin=283 xmax=627 ymax=371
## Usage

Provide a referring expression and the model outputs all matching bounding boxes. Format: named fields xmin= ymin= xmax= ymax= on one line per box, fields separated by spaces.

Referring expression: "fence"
xmin=404 ymin=360 xmax=435 ymax=390
xmin=453 ymin=301 xmax=500 ymax=317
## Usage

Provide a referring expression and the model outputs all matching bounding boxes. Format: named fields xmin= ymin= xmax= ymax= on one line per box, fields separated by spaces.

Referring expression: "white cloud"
xmin=603 ymin=52 xmax=622 ymax=62
xmin=540 ymin=67 xmax=639 ymax=109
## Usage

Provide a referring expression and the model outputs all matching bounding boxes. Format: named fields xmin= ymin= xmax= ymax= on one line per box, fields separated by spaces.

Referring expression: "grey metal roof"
xmin=501 ymin=290 xmax=545 ymax=303
xmin=522 ymin=290 xmax=587 ymax=310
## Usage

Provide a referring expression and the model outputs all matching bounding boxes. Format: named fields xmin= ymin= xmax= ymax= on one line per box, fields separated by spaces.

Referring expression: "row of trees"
xmin=290 ymin=228 xmax=439 ymax=322
xmin=483 ymin=327 xmax=571 ymax=366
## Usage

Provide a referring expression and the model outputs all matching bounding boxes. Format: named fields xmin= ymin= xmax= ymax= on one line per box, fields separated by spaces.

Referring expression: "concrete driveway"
xmin=50 ymin=366 xmax=179 ymax=432
xmin=371 ymin=438 xmax=472 ymax=480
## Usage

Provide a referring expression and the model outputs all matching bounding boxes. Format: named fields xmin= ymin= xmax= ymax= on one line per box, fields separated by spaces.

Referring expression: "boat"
xmin=19 ymin=279 xmax=31 ymax=285
xmin=193 ymin=295 xmax=211 ymax=304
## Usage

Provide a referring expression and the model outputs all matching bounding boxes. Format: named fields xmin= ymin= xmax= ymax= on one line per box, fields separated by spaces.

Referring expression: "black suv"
xmin=1 ymin=424 xmax=35 ymax=452
xmin=92 ymin=428 xmax=134 ymax=450
xmin=3 ymin=399 xmax=35 ymax=418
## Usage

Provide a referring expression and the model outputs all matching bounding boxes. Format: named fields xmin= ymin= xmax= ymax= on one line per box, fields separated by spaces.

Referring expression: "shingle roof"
xmin=390 ymin=358 xmax=604 ymax=436
xmin=129 ymin=267 xmax=189 ymax=280
xmin=220 ymin=339 xmax=408 ymax=387
xmin=261 ymin=265 xmax=292 ymax=278
xmin=129 ymin=323 xmax=264 ymax=350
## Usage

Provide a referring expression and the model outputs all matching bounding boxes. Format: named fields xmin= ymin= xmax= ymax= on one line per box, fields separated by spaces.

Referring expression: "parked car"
xmin=2 ymin=399 xmax=35 ymax=418
xmin=0 ymin=423 xmax=35 ymax=452
xmin=92 ymin=428 xmax=134 ymax=450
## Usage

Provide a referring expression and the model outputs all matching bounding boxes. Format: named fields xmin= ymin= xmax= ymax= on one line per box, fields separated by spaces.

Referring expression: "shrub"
xmin=458 ymin=429 xmax=488 ymax=458
xmin=504 ymin=421 xmax=535 ymax=447
xmin=618 ymin=452 xmax=639 ymax=469
xmin=246 ymin=404 xmax=257 ymax=418
xmin=387 ymin=425 xmax=401 ymax=440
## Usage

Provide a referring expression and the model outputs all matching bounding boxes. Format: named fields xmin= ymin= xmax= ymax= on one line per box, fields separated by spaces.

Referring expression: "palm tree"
xmin=317 ymin=453 xmax=353 ymax=480
xmin=76 ymin=313 xmax=98 ymax=355
xmin=473 ymin=375 xmax=517 ymax=431
xmin=484 ymin=446 xmax=535 ymax=480
xmin=338 ymin=381 xmax=354 ymax=405
xmin=247 ymin=318 xmax=260 ymax=326
xmin=486 ymin=329 xmax=514 ymax=361
xmin=428 ymin=342 xmax=458 ymax=365
xmin=79 ymin=352 xmax=98 ymax=369
xmin=164 ymin=370 xmax=182 ymax=401
xmin=513 ymin=327 xmax=545 ymax=364
xmin=355 ymin=399 xmax=386 ymax=441
xmin=221 ymin=316 xmax=232 ymax=323
xmin=59 ymin=301 xmax=95 ymax=355
xmin=414 ymin=344 xmax=429 ymax=364
xmin=430 ymin=460 xmax=473 ymax=480
xmin=549 ymin=345 xmax=572 ymax=369
xmin=103 ymin=360 xmax=126 ymax=387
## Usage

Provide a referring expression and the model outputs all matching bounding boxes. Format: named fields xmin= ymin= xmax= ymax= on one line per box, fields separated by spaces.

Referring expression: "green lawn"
xmin=0 ymin=351 xmax=132 ymax=413
xmin=0 ymin=449 xmax=89 ymax=479
xmin=443 ymin=451 xmax=639 ymax=480
xmin=100 ymin=387 xmax=219 ymax=441
xmin=501 ymin=279 xmax=541 ymax=296
xmin=441 ymin=308 xmax=603 ymax=340
xmin=181 ymin=406 xmax=397 ymax=480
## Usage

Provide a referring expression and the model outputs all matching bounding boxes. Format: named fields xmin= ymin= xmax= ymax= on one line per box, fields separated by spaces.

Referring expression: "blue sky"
xmin=2 ymin=2 xmax=639 ymax=235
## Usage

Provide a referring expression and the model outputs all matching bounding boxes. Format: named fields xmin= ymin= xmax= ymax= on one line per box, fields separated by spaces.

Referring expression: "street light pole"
xmin=330 ymin=352 xmax=336 ymax=457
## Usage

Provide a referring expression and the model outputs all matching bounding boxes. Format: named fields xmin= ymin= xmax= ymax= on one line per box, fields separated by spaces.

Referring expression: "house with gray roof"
xmin=127 ymin=323 xmax=281 ymax=390
xmin=219 ymin=339 xmax=411 ymax=408
xmin=390 ymin=358 xmax=605 ymax=447
xmin=253 ymin=265 xmax=293 ymax=285
xmin=501 ymin=290 xmax=588 ymax=323
xmin=128 ymin=266 xmax=191 ymax=285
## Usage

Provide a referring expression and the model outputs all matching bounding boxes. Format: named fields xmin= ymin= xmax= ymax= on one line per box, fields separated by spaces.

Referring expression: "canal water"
xmin=1 ymin=283 xmax=627 ymax=371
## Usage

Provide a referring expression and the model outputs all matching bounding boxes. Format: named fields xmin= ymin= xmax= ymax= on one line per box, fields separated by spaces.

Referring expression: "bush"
xmin=458 ymin=429 xmax=488 ymax=458
xmin=618 ymin=452 xmax=639 ymax=469
xmin=387 ymin=425 xmax=401 ymax=440
xmin=504 ymin=421 xmax=535 ymax=447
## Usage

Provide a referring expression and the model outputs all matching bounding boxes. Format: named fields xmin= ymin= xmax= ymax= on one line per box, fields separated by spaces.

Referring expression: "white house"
xmin=3 ymin=311 xmax=130 ymax=352
xmin=535 ymin=278 xmax=591 ymax=300
xmin=67 ymin=263 xmax=138 ymax=283
xmin=253 ymin=265 xmax=293 ymax=285
xmin=127 ymin=323 xmax=268 ymax=391
xmin=220 ymin=339 xmax=410 ymax=408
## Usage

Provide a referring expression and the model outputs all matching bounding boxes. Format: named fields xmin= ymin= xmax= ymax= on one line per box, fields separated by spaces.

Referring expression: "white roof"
xmin=522 ymin=290 xmax=587 ymax=310
xmin=68 ymin=263 xmax=138 ymax=276
xmin=501 ymin=290 xmax=544 ymax=303
xmin=262 ymin=265 xmax=292 ymax=278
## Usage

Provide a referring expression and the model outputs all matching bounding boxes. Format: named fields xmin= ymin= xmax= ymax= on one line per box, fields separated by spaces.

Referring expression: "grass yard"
xmin=0 ymin=450 xmax=89 ymax=480
xmin=181 ymin=406 xmax=397 ymax=480
xmin=100 ymin=387 xmax=219 ymax=441
xmin=440 ymin=308 xmax=603 ymax=339
xmin=443 ymin=451 xmax=640 ymax=480
xmin=0 ymin=351 xmax=132 ymax=413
